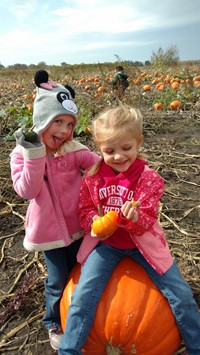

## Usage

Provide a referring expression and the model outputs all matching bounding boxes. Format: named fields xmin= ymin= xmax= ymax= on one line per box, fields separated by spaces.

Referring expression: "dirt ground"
xmin=0 ymin=105 xmax=200 ymax=354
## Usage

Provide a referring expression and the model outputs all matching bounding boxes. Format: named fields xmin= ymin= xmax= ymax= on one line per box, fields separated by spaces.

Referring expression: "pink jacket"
xmin=10 ymin=141 xmax=100 ymax=251
xmin=77 ymin=160 xmax=173 ymax=275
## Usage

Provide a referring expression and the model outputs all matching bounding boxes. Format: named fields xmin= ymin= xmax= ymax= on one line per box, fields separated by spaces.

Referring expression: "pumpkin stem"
xmin=106 ymin=340 xmax=123 ymax=355
xmin=97 ymin=204 xmax=103 ymax=217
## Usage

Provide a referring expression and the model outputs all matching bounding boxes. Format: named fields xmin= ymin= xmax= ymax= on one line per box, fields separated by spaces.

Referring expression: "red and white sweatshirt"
xmin=77 ymin=159 xmax=173 ymax=275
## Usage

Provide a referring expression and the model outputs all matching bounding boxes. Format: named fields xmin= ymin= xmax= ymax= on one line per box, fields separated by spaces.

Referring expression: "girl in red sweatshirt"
xmin=59 ymin=105 xmax=200 ymax=355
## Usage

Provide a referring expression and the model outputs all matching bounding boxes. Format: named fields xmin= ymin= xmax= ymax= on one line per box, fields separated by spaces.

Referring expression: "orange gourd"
xmin=60 ymin=257 xmax=182 ymax=354
xmin=92 ymin=209 xmax=118 ymax=238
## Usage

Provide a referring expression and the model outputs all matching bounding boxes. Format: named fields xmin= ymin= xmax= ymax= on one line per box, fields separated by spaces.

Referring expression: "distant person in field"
xmin=111 ymin=65 xmax=129 ymax=100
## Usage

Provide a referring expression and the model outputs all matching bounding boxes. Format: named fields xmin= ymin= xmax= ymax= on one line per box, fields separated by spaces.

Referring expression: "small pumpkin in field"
xmin=85 ymin=84 xmax=91 ymax=90
xmin=27 ymin=103 xmax=33 ymax=111
xmin=193 ymin=80 xmax=200 ymax=87
xmin=156 ymin=82 xmax=165 ymax=90
xmin=169 ymin=100 xmax=181 ymax=110
xmin=92 ymin=207 xmax=118 ymax=238
xmin=97 ymin=86 xmax=106 ymax=93
xmin=171 ymin=82 xmax=179 ymax=90
xmin=153 ymin=102 xmax=163 ymax=110
xmin=84 ymin=125 xmax=92 ymax=135
xmin=60 ymin=257 xmax=182 ymax=354
xmin=143 ymin=84 xmax=151 ymax=91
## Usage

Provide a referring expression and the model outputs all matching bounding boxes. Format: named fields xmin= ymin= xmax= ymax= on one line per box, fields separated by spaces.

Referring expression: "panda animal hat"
xmin=33 ymin=70 xmax=78 ymax=135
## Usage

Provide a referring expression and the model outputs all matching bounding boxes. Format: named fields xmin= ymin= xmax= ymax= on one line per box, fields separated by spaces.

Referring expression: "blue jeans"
xmin=59 ymin=243 xmax=200 ymax=355
xmin=42 ymin=239 xmax=82 ymax=330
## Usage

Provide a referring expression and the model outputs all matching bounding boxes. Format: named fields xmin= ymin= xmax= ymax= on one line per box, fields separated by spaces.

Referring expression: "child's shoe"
xmin=48 ymin=325 xmax=63 ymax=350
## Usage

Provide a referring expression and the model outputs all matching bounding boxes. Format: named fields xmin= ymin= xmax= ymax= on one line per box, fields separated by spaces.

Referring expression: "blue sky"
xmin=0 ymin=0 xmax=200 ymax=66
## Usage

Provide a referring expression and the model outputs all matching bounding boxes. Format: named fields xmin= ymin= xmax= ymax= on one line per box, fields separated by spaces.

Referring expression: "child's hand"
xmin=14 ymin=127 xmax=42 ymax=149
xmin=121 ymin=200 xmax=140 ymax=222
xmin=91 ymin=215 xmax=99 ymax=237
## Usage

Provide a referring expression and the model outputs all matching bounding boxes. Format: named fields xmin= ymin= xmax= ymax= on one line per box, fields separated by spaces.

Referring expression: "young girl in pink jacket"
xmin=10 ymin=70 xmax=99 ymax=350
xmin=59 ymin=105 xmax=200 ymax=355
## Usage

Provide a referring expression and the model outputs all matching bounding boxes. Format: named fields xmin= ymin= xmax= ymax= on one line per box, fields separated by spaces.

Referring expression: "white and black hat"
xmin=33 ymin=70 xmax=78 ymax=135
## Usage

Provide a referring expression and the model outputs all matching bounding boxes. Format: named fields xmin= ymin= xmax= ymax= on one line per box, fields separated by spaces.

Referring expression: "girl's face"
xmin=100 ymin=132 xmax=143 ymax=173
xmin=42 ymin=115 xmax=75 ymax=153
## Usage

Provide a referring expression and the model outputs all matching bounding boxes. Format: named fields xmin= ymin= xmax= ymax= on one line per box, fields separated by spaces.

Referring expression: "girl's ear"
xmin=137 ymin=135 xmax=143 ymax=148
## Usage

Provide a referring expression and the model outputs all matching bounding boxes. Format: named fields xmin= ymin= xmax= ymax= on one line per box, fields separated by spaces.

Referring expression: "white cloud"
xmin=1 ymin=0 xmax=37 ymax=23
xmin=82 ymin=40 xmax=156 ymax=50
xmin=51 ymin=4 xmax=155 ymax=34
xmin=50 ymin=0 xmax=200 ymax=34
xmin=9 ymin=4 xmax=35 ymax=21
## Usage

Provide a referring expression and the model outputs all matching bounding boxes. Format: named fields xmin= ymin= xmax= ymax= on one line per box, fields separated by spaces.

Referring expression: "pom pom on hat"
xmin=33 ymin=70 xmax=78 ymax=134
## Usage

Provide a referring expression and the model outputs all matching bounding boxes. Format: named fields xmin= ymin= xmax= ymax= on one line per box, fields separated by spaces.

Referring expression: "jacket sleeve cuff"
xmin=22 ymin=144 xmax=46 ymax=159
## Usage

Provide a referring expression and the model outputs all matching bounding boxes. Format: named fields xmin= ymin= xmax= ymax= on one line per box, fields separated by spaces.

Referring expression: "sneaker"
xmin=49 ymin=326 xmax=63 ymax=350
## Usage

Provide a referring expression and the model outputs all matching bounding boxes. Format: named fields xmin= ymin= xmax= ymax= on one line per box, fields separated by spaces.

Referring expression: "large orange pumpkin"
xmin=60 ymin=257 xmax=182 ymax=354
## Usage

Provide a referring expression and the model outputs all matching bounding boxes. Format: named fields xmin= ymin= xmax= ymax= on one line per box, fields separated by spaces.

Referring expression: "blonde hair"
xmin=89 ymin=105 xmax=144 ymax=175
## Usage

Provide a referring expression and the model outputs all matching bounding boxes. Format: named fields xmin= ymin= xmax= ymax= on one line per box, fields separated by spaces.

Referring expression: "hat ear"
xmin=65 ymin=84 xmax=76 ymax=99
xmin=34 ymin=70 xmax=49 ymax=87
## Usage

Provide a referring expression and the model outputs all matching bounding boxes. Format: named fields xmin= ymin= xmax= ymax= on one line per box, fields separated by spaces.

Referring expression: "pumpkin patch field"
xmin=0 ymin=62 xmax=199 ymax=354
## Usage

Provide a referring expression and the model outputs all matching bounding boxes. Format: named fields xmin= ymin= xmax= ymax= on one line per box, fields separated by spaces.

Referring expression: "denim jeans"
xmin=42 ymin=239 xmax=82 ymax=330
xmin=58 ymin=243 xmax=200 ymax=355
